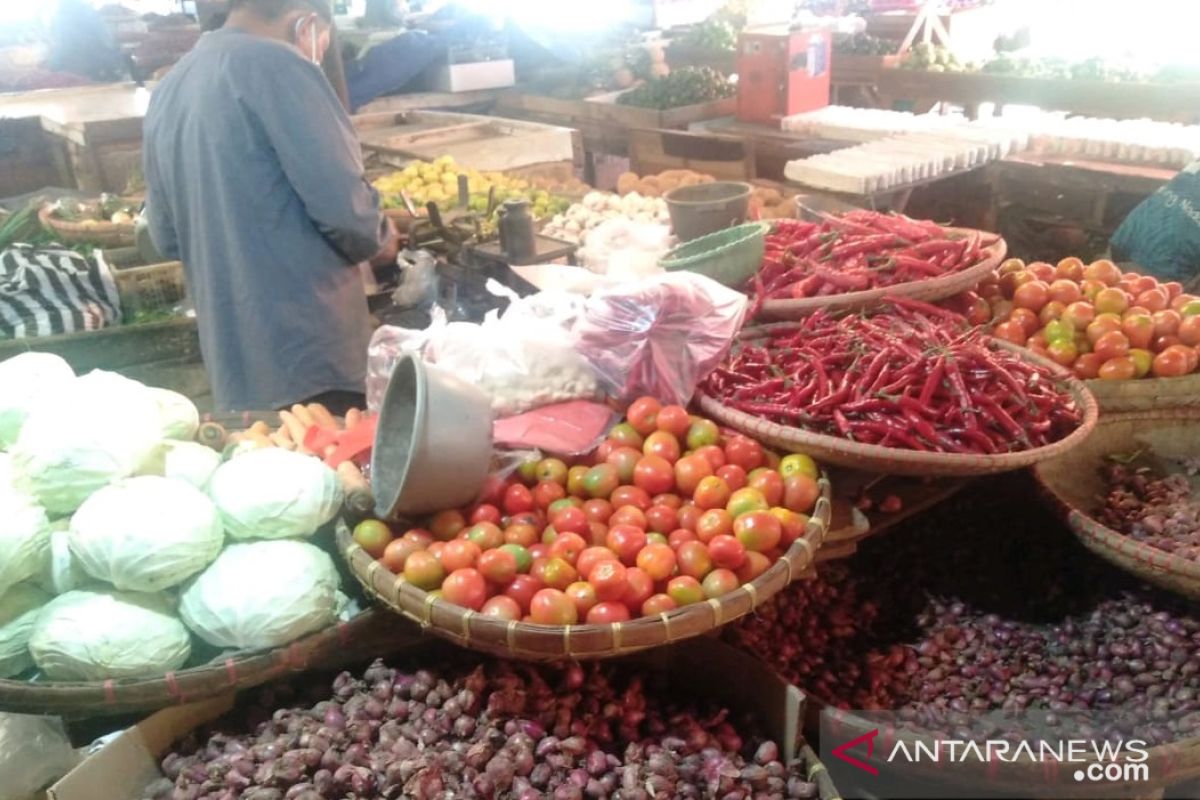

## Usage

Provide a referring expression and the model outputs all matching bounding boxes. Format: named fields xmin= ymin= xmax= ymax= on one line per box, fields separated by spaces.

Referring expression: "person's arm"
xmin=143 ymin=155 xmax=181 ymax=260
xmin=244 ymin=53 xmax=391 ymax=265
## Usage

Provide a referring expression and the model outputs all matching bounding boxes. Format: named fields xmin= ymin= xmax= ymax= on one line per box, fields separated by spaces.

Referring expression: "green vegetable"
xmin=616 ymin=67 xmax=734 ymax=110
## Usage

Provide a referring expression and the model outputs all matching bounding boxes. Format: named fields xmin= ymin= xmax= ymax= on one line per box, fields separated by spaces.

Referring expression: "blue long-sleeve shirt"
xmin=144 ymin=27 xmax=387 ymax=412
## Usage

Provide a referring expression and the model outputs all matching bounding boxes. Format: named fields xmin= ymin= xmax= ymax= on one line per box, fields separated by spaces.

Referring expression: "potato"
xmin=617 ymin=172 xmax=640 ymax=196
xmin=756 ymin=188 xmax=783 ymax=205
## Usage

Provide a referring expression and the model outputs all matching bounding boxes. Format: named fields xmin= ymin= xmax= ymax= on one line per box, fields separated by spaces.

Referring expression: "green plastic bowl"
xmin=658 ymin=222 xmax=769 ymax=288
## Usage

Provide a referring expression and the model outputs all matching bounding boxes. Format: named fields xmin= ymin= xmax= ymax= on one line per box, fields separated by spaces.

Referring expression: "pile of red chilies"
xmin=753 ymin=211 xmax=993 ymax=300
xmin=702 ymin=299 xmax=1082 ymax=455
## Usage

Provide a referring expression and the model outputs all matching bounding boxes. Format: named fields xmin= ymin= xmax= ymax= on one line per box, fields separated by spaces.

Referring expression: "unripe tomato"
xmin=531 ymin=557 xmax=577 ymax=590
xmin=609 ymin=422 xmax=644 ymax=449
xmin=429 ymin=510 xmax=466 ymax=541
xmin=642 ymin=593 xmax=677 ymax=616
xmin=695 ymin=509 xmax=734 ymax=543
xmin=581 ymin=464 xmax=620 ymax=499
xmin=567 ymin=465 xmax=589 ymax=496
xmin=565 ymin=582 xmax=598 ymax=617
xmin=702 ymin=568 xmax=740 ymax=599
xmin=727 ymin=487 xmax=769 ymax=518
xmin=535 ymin=458 xmax=568 ymax=486
xmin=549 ymin=532 xmax=588 ymax=565
xmin=352 ymin=519 xmax=394 ymax=559
xmin=635 ymin=543 xmax=677 ymax=581
xmin=685 ymin=419 xmax=721 ymax=451
xmin=1098 ymin=356 xmax=1136 ymax=381
xmin=674 ymin=454 xmax=714 ymax=496
xmin=733 ymin=511 xmax=783 ymax=553
xmin=499 ymin=543 xmax=532 ymax=574
xmin=643 ymin=431 xmax=682 ymax=464
xmin=676 ymin=540 xmax=713 ymax=579
xmin=381 ymin=537 xmax=422 ymax=574
xmin=778 ymin=453 xmax=819 ymax=480
xmin=440 ymin=539 xmax=481 ymax=572
xmin=503 ymin=522 xmax=539 ymax=548
xmin=605 ymin=446 xmax=643 ymax=484
xmin=403 ymin=551 xmax=444 ymax=591
xmin=465 ymin=522 xmax=504 ymax=551
xmin=667 ymin=576 xmax=705 ymax=606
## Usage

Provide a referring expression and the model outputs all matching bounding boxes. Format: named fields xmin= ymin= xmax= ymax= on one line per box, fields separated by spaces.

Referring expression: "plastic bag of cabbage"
xmin=0 ymin=490 xmax=50 ymax=599
xmin=0 ymin=353 xmax=74 ymax=451
xmin=28 ymin=589 xmax=191 ymax=680
xmin=69 ymin=476 xmax=224 ymax=592
xmin=0 ymin=583 xmax=50 ymax=677
xmin=208 ymin=448 xmax=342 ymax=540
xmin=180 ymin=540 xmax=342 ymax=650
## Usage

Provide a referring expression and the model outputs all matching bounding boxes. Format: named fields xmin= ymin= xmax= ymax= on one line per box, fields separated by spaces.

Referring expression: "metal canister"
xmin=497 ymin=198 xmax=536 ymax=262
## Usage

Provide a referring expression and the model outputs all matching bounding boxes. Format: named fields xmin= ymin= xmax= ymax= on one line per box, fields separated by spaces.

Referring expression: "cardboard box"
xmin=428 ymin=60 xmax=516 ymax=93
xmin=50 ymin=638 xmax=804 ymax=800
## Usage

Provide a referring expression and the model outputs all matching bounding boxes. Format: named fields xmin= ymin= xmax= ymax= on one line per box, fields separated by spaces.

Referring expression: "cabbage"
xmin=0 ymin=491 xmax=50 ymax=599
xmin=0 ymin=353 xmax=75 ymax=450
xmin=0 ymin=583 xmax=50 ymax=677
xmin=69 ymin=476 xmax=223 ymax=592
xmin=179 ymin=540 xmax=340 ymax=649
xmin=10 ymin=371 xmax=164 ymax=514
xmin=208 ymin=449 xmax=343 ymax=540
xmin=149 ymin=388 xmax=199 ymax=440
xmin=28 ymin=589 xmax=191 ymax=680
xmin=37 ymin=528 xmax=88 ymax=596
xmin=140 ymin=441 xmax=222 ymax=490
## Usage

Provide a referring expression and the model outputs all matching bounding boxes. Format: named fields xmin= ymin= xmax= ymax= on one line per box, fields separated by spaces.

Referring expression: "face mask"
xmin=293 ymin=14 xmax=322 ymax=65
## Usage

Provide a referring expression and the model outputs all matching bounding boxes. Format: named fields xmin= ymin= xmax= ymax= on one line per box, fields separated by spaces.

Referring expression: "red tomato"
xmin=1039 ymin=300 xmax=1066 ymax=326
xmin=1137 ymin=289 xmax=1169 ymax=312
xmin=633 ymin=456 xmax=675 ymax=495
xmin=1179 ymin=315 xmax=1200 ymax=346
xmin=1073 ymin=352 xmax=1104 ymax=380
xmin=465 ymin=522 xmax=504 ymax=551
xmin=735 ymin=551 xmax=772 ymax=584
xmin=770 ymin=507 xmax=807 ymax=546
xmin=533 ymin=480 xmax=567 ymax=510
xmin=481 ymin=595 xmax=521 ymax=621
xmin=667 ymin=576 xmax=705 ymax=606
xmin=528 ymin=543 xmax=550 ymax=561
xmin=783 ymin=474 xmax=820 ymax=514
xmin=576 ymin=546 xmax=616 ymax=581
xmin=1122 ymin=315 xmax=1155 ymax=351
xmin=565 ymin=582 xmax=598 ymax=617
xmin=429 ymin=510 xmax=467 ymax=541
xmin=1061 ymin=302 xmax=1096 ymax=331
xmin=715 ymin=464 xmax=748 ymax=491
xmin=702 ymin=568 xmax=740 ymax=599
xmin=674 ymin=454 xmax=714 ymax=496
xmin=547 ymin=498 xmax=582 ymax=518
xmin=1087 ymin=315 xmax=1124 ymax=344
xmin=1152 ymin=347 xmax=1191 ymax=378
xmin=468 ymin=502 xmax=503 ymax=527
xmin=655 ymin=405 xmax=692 ymax=438
xmin=592 ymin=440 xmax=616 ymax=465
xmin=643 ymin=431 xmax=682 ymax=463
xmin=723 ymin=436 xmax=766 ymax=472
xmin=668 ymin=528 xmax=698 ymax=550
xmin=733 ymin=511 xmax=782 ymax=553
xmin=587 ymin=558 xmax=628 ymax=602
xmin=651 ymin=493 xmax=683 ymax=510
xmin=504 ymin=574 xmax=543 ymax=613
xmin=993 ymin=320 xmax=1028 ymax=345
xmin=549 ymin=506 xmax=588 ymax=537
xmin=605 ymin=446 xmax=643 ymax=484
xmin=692 ymin=444 xmax=727 ymax=471
xmin=610 ymin=485 xmax=652 ymax=511
xmin=1093 ymin=331 xmax=1131 ymax=362
xmin=503 ymin=484 xmax=535 ymax=516
xmin=1027 ymin=262 xmax=1055 ymax=281
xmin=1153 ymin=310 xmax=1182 ymax=338
xmin=636 ymin=543 xmax=677 ymax=581
xmin=962 ymin=292 xmax=992 ymax=326
xmin=696 ymin=509 xmax=734 ymax=543
xmin=693 ymin=476 xmax=732 ymax=510
xmin=530 ymin=589 xmax=577 ymax=625
xmin=1007 ymin=308 xmax=1040 ymax=336
xmin=1013 ymin=280 xmax=1050 ymax=312
xmin=1173 ymin=293 xmax=1200 ymax=312
xmin=1084 ymin=259 xmax=1122 ymax=286
xmin=642 ymin=593 xmax=678 ymax=616
xmin=608 ymin=422 xmax=644 ymax=450
xmin=381 ymin=537 xmax=422 ymax=574
xmin=1055 ymin=257 xmax=1085 ymax=281
xmin=676 ymin=503 xmax=702 ymax=531
xmin=747 ymin=469 xmax=784 ymax=507
xmin=676 ymin=541 xmax=713 ymax=579
xmin=645 ymin=504 xmax=679 ymax=534
xmin=606 ymin=524 xmax=648 ymax=565
xmin=586 ymin=601 xmax=631 ymax=624
xmin=621 ymin=567 xmax=655 ymax=612
xmin=609 ymin=505 xmax=647 ymax=530
xmin=626 ymin=397 xmax=662 ymax=436
xmin=581 ymin=464 xmax=620 ymax=499
xmin=1047 ymin=279 xmax=1082 ymax=305
xmin=1095 ymin=288 xmax=1130 ymax=316
xmin=401 ymin=528 xmax=434 ymax=548
xmin=549 ymin=532 xmax=588 ymax=565
xmin=440 ymin=568 xmax=487 ymax=611
xmin=531 ymin=557 xmax=577 ymax=590
xmin=582 ymin=499 xmax=614 ymax=524
xmin=440 ymin=539 xmax=481 ymax=572
xmin=1164 ymin=281 xmax=1185 ymax=299
xmin=588 ymin=521 xmax=608 ymax=547
xmin=504 ymin=522 xmax=539 ymax=547
xmin=1098 ymin=356 xmax=1137 ymax=381
xmin=708 ymin=535 xmax=747 ymax=570
xmin=1155 ymin=334 xmax=1184 ymax=353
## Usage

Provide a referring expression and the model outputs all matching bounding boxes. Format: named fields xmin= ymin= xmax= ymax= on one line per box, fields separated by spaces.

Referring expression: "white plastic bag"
xmin=0 ymin=353 xmax=75 ymax=451
xmin=37 ymin=526 xmax=88 ymax=596
xmin=366 ymin=306 xmax=447 ymax=412
xmin=28 ymin=589 xmax=192 ymax=680
xmin=148 ymin=387 xmax=200 ymax=440
xmin=0 ymin=583 xmax=50 ymax=677
xmin=577 ymin=218 xmax=673 ymax=279
xmin=10 ymin=370 xmax=163 ymax=514
xmin=69 ymin=476 xmax=224 ymax=592
xmin=0 ymin=713 xmax=78 ymax=800
xmin=208 ymin=448 xmax=342 ymax=540
xmin=179 ymin=540 xmax=341 ymax=649
xmin=0 ymin=490 xmax=50 ymax=599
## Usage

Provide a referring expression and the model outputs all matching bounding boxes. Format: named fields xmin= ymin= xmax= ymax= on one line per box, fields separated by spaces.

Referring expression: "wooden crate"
xmin=584 ymin=89 xmax=738 ymax=130
xmin=629 ymin=128 xmax=756 ymax=180
xmin=831 ymin=54 xmax=901 ymax=85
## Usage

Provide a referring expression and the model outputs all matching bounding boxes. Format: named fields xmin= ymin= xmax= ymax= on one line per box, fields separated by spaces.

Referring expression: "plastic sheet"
xmin=493 ymin=400 xmax=618 ymax=456
xmin=571 ymin=272 xmax=749 ymax=406
xmin=0 ymin=713 xmax=77 ymax=800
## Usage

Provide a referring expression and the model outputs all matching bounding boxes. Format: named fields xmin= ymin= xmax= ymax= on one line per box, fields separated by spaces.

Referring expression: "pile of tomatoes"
xmin=946 ymin=257 xmax=1200 ymax=380
xmin=352 ymin=398 xmax=822 ymax=627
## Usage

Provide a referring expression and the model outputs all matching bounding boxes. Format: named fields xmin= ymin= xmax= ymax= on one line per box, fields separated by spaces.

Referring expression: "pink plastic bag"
xmin=570 ymin=272 xmax=748 ymax=406
xmin=493 ymin=400 xmax=617 ymax=456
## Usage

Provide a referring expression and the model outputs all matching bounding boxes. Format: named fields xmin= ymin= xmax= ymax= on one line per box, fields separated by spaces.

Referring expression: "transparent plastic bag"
xmin=365 ymin=307 xmax=447 ymax=412
xmin=577 ymin=218 xmax=673 ymax=279
xmin=0 ymin=713 xmax=78 ymax=800
xmin=571 ymin=272 xmax=749 ymax=406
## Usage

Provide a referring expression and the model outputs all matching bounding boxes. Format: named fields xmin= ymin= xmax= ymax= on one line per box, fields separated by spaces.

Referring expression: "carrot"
xmin=307 ymin=403 xmax=339 ymax=430
xmin=290 ymin=404 xmax=316 ymax=428
xmin=245 ymin=430 xmax=274 ymax=449
xmin=345 ymin=408 xmax=363 ymax=428
xmin=249 ymin=420 xmax=271 ymax=437
xmin=278 ymin=411 xmax=312 ymax=455
xmin=337 ymin=462 xmax=375 ymax=516
xmin=269 ymin=431 xmax=295 ymax=450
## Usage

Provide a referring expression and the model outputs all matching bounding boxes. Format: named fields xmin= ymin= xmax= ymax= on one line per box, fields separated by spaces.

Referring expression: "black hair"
xmin=229 ymin=0 xmax=332 ymax=21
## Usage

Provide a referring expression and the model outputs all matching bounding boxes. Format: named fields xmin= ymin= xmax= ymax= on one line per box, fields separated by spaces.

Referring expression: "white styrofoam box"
xmin=428 ymin=59 xmax=515 ymax=93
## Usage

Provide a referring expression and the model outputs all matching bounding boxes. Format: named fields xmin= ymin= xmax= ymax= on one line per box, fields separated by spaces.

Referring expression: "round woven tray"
xmin=757 ymin=228 xmax=1007 ymax=320
xmin=337 ymin=476 xmax=833 ymax=661
xmin=1085 ymin=372 xmax=1200 ymax=414
xmin=1033 ymin=407 xmax=1200 ymax=601
xmin=699 ymin=336 xmax=1099 ymax=477
xmin=38 ymin=205 xmax=135 ymax=248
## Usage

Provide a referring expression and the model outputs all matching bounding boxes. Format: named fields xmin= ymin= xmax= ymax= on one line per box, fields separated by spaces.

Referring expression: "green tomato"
xmin=686 ymin=419 xmax=721 ymax=451
xmin=779 ymin=453 xmax=819 ymax=481
xmin=500 ymin=543 xmax=533 ymax=573
xmin=1043 ymin=320 xmax=1074 ymax=343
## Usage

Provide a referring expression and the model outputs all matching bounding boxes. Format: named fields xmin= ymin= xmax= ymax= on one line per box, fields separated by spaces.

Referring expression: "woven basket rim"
xmin=338 ymin=474 xmax=833 ymax=660
xmin=758 ymin=227 xmax=1006 ymax=319
xmin=659 ymin=222 xmax=770 ymax=269
xmin=1032 ymin=406 xmax=1200 ymax=598
xmin=39 ymin=204 xmax=136 ymax=235
xmin=700 ymin=334 xmax=1100 ymax=477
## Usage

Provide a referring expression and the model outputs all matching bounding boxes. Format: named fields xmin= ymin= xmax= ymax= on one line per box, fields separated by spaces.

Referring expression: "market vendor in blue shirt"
xmin=143 ymin=0 xmax=399 ymax=414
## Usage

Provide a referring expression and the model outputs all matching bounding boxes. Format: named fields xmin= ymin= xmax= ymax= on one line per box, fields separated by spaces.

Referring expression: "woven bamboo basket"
xmin=1033 ymin=407 xmax=1200 ymax=601
xmin=699 ymin=333 xmax=1099 ymax=477
xmin=337 ymin=476 xmax=832 ymax=661
xmin=809 ymin=702 xmax=1200 ymax=798
xmin=1084 ymin=372 xmax=1200 ymax=414
xmin=38 ymin=205 xmax=135 ymax=248
xmin=757 ymin=229 xmax=1007 ymax=319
